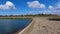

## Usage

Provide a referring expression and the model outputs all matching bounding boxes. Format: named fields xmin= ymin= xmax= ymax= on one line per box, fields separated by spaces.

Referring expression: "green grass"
xmin=0 ymin=18 xmax=32 ymax=20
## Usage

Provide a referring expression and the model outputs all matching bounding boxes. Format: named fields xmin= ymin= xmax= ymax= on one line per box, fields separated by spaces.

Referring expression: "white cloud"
xmin=55 ymin=4 xmax=60 ymax=10
xmin=27 ymin=1 xmax=45 ymax=9
xmin=0 ymin=1 xmax=16 ymax=10
xmin=27 ymin=0 xmax=60 ymax=15
xmin=39 ymin=4 xmax=45 ymax=8
xmin=48 ymin=5 xmax=54 ymax=9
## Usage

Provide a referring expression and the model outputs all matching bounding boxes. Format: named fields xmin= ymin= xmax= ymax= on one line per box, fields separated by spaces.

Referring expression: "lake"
xmin=0 ymin=18 xmax=32 ymax=34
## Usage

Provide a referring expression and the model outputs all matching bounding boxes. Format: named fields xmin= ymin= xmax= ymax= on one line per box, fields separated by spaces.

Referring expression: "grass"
xmin=0 ymin=17 xmax=32 ymax=20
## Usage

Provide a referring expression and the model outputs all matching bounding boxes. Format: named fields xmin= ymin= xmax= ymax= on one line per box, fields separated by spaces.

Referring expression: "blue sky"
xmin=0 ymin=0 xmax=60 ymax=15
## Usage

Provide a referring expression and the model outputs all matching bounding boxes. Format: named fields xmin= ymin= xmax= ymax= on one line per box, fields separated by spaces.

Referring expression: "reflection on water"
xmin=0 ymin=18 xmax=32 ymax=34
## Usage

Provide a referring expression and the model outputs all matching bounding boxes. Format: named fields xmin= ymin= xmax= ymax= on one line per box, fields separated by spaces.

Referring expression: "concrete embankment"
xmin=17 ymin=18 xmax=35 ymax=34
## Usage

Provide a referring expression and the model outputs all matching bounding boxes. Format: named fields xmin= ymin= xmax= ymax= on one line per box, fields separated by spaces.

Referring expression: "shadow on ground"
xmin=48 ymin=18 xmax=60 ymax=21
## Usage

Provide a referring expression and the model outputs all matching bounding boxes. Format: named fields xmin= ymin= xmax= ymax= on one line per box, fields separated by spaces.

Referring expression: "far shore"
xmin=0 ymin=15 xmax=60 ymax=18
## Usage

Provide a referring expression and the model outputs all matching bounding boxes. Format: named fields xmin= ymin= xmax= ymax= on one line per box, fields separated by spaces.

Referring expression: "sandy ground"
xmin=18 ymin=17 xmax=60 ymax=34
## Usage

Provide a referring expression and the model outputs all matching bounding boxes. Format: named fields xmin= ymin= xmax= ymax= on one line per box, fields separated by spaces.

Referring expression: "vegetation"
xmin=0 ymin=14 xmax=60 ymax=17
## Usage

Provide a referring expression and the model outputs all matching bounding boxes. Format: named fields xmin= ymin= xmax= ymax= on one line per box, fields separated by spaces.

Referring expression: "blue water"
xmin=0 ymin=18 xmax=32 ymax=34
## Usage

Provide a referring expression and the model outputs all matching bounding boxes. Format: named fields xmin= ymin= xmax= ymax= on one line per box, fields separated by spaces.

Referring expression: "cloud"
xmin=55 ymin=4 xmax=60 ymax=10
xmin=27 ymin=1 xmax=45 ymax=9
xmin=48 ymin=5 xmax=55 ymax=9
xmin=48 ymin=5 xmax=60 ymax=15
xmin=52 ymin=0 xmax=60 ymax=10
xmin=27 ymin=0 xmax=60 ymax=15
xmin=0 ymin=1 xmax=16 ymax=10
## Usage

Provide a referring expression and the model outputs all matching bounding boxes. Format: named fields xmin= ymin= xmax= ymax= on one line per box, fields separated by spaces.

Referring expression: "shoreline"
xmin=15 ymin=16 xmax=60 ymax=34
xmin=0 ymin=16 xmax=60 ymax=34
xmin=16 ymin=18 xmax=34 ymax=34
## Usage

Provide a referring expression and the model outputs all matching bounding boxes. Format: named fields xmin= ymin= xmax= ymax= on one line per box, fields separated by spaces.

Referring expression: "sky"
xmin=0 ymin=0 xmax=60 ymax=15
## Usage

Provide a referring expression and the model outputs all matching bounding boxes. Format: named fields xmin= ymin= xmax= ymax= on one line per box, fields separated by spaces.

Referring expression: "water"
xmin=0 ymin=18 xmax=32 ymax=34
